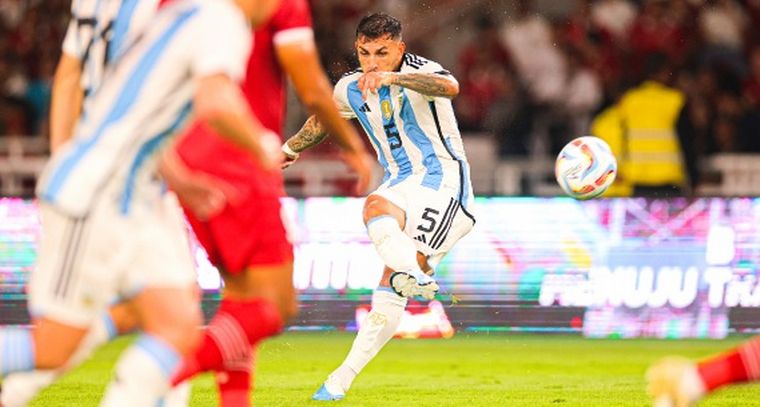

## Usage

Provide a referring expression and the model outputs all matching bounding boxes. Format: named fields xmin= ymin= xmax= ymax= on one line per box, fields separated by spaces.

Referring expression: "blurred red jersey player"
xmin=175 ymin=0 xmax=308 ymax=269
xmin=165 ymin=0 xmax=372 ymax=405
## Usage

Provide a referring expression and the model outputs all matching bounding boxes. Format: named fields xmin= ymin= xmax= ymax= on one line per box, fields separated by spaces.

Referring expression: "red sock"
xmin=216 ymin=369 xmax=251 ymax=407
xmin=171 ymin=332 xmax=222 ymax=386
xmin=171 ymin=298 xmax=283 ymax=387
xmin=216 ymin=347 xmax=257 ymax=407
xmin=697 ymin=336 xmax=760 ymax=391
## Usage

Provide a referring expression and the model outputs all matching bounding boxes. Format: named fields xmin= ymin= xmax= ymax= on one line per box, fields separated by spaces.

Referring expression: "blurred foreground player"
xmin=165 ymin=0 xmax=373 ymax=405
xmin=283 ymin=13 xmax=476 ymax=401
xmin=1 ymin=1 xmax=162 ymax=404
xmin=0 ymin=0 xmax=282 ymax=405
xmin=648 ymin=337 xmax=760 ymax=406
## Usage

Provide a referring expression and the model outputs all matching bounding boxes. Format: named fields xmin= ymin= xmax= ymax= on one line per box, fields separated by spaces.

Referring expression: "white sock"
xmin=366 ymin=216 xmax=422 ymax=274
xmin=680 ymin=362 xmax=706 ymax=402
xmin=1 ymin=370 xmax=58 ymax=407
xmin=161 ymin=381 xmax=191 ymax=407
xmin=330 ymin=289 xmax=407 ymax=392
xmin=1 ymin=313 xmax=116 ymax=407
xmin=99 ymin=334 xmax=180 ymax=407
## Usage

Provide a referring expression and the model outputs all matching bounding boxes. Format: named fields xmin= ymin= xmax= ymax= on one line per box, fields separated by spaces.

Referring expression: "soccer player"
xmin=282 ymin=13 xmax=476 ymax=401
xmin=50 ymin=0 xmax=161 ymax=152
xmin=647 ymin=337 xmax=760 ymax=406
xmin=164 ymin=0 xmax=373 ymax=405
xmin=0 ymin=0 xmax=282 ymax=405
xmin=0 ymin=1 xmax=203 ymax=405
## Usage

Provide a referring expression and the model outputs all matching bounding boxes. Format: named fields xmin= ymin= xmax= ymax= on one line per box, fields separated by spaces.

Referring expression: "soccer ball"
xmin=555 ymin=136 xmax=617 ymax=200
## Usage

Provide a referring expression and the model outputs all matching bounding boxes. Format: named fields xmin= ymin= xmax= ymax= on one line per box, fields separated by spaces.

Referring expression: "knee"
xmin=31 ymin=323 xmax=88 ymax=370
xmin=170 ymin=311 xmax=203 ymax=355
xmin=109 ymin=303 xmax=140 ymax=335
xmin=147 ymin=308 xmax=202 ymax=356
xmin=363 ymin=196 xmax=404 ymax=228
xmin=362 ymin=196 xmax=386 ymax=224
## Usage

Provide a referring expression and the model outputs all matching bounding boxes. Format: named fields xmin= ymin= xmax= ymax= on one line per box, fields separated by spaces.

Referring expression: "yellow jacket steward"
xmin=593 ymin=81 xmax=686 ymax=193
xmin=591 ymin=105 xmax=631 ymax=197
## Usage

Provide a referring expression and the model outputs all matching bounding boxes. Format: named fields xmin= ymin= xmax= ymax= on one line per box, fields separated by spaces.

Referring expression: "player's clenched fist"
xmin=357 ymin=71 xmax=396 ymax=99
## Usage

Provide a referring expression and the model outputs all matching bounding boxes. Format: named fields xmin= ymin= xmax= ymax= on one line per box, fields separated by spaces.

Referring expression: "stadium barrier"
xmin=0 ymin=135 xmax=758 ymax=197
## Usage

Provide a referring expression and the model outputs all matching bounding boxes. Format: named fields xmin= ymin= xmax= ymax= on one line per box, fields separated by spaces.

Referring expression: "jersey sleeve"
xmin=271 ymin=0 xmax=314 ymax=46
xmin=403 ymin=54 xmax=457 ymax=101
xmin=190 ymin=4 xmax=252 ymax=82
xmin=404 ymin=53 xmax=454 ymax=77
xmin=419 ymin=59 xmax=452 ymax=77
xmin=61 ymin=0 xmax=82 ymax=58
xmin=333 ymin=77 xmax=356 ymax=120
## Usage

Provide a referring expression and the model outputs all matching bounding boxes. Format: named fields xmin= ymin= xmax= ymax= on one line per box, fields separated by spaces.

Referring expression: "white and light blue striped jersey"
xmin=62 ymin=0 xmax=160 ymax=106
xmin=333 ymin=53 xmax=474 ymax=211
xmin=38 ymin=0 xmax=251 ymax=217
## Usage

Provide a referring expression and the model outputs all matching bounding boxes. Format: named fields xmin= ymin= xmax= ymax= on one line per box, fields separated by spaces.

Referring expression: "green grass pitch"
xmin=28 ymin=332 xmax=760 ymax=406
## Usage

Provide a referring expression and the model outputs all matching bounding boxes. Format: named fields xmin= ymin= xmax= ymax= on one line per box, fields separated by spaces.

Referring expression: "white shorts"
xmin=29 ymin=192 xmax=196 ymax=328
xmin=371 ymin=176 xmax=476 ymax=267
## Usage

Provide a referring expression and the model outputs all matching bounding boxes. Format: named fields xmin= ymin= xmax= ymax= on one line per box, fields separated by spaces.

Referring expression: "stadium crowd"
xmin=1 ymin=0 xmax=760 ymax=194
xmin=451 ymin=0 xmax=760 ymax=165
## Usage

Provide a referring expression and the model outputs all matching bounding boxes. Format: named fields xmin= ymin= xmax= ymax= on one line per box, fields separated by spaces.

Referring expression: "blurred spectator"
xmin=737 ymin=110 xmax=760 ymax=152
xmin=561 ymin=0 xmax=620 ymax=102
xmin=674 ymin=66 xmax=717 ymax=172
xmin=628 ymin=0 xmax=689 ymax=75
xmin=743 ymin=45 xmax=760 ymax=105
xmin=561 ymin=45 xmax=602 ymax=136
xmin=699 ymin=0 xmax=747 ymax=50
xmin=0 ymin=0 xmax=67 ymax=137
xmin=745 ymin=0 xmax=760 ymax=44
xmin=24 ymin=54 xmax=54 ymax=136
xmin=740 ymin=46 xmax=760 ymax=152
xmin=310 ymin=0 xmax=373 ymax=80
xmin=2 ymin=0 xmax=760 ymax=197
xmin=486 ymin=67 xmax=533 ymax=157
xmin=456 ymin=14 xmax=511 ymax=131
xmin=591 ymin=0 xmax=637 ymax=41
xmin=711 ymin=68 xmax=744 ymax=152
xmin=699 ymin=0 xmax=748 ymax=74
xmin=0 ymin=0 xmax=24 ymax=28
xmin=502 ymin=0 xmax=566 ymax=106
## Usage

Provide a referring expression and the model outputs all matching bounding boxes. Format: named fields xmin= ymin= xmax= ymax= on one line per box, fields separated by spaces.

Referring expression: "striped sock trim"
xmin=739 ymin=337 xmax=760 ymax=379
xmin=208 ymin=313 xmax=252 ymax=372
xmin=102 ymin=312 xmax=118 ymax=340
xmin=0 ymin=328 xmax=35 ymax=374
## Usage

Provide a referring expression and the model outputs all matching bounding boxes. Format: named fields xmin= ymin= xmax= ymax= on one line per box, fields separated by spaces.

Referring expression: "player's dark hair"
xmin=355 ymin=13 xmax=402 ymax=40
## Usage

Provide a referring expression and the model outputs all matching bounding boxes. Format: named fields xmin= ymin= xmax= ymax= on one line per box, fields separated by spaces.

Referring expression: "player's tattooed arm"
xmin=286 ymin=114 xmax=328 ymax=153
xmin=388 ymin=72 xmax=459 ymax=99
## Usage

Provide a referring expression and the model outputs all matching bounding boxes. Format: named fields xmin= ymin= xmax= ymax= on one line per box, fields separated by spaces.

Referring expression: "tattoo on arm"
xmin=286 ymin=115 xmax=329 ymax=153
xmin=392 ymin=73 xmax=457 ymax=98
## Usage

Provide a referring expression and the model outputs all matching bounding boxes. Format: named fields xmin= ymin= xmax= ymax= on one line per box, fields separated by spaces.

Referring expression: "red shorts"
xmin=176 ymin=121 xmax=291 ymax=273
xmin=185 ymin=194 xmax=293 ymax=274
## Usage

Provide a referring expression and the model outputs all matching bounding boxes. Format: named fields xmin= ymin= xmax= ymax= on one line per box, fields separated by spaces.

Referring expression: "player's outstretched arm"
xmin=282 ymin=114 xmax=327 ymax=164
xmin=194 ymin=73 xmax=281 ymax=170
xmin=49 ymin=53 xmax=84 ymax=153
xmin=391 ymin=73 xmax=459 ymax=98
xmin=276 ymin=33 xmax=373 ymax=193
xmin=359 ymin=71 xmax=459 ymax=99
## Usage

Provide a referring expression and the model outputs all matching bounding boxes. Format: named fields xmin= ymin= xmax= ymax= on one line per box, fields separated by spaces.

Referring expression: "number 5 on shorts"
xmin=417 ymin=207 xmax=440 ymax=233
